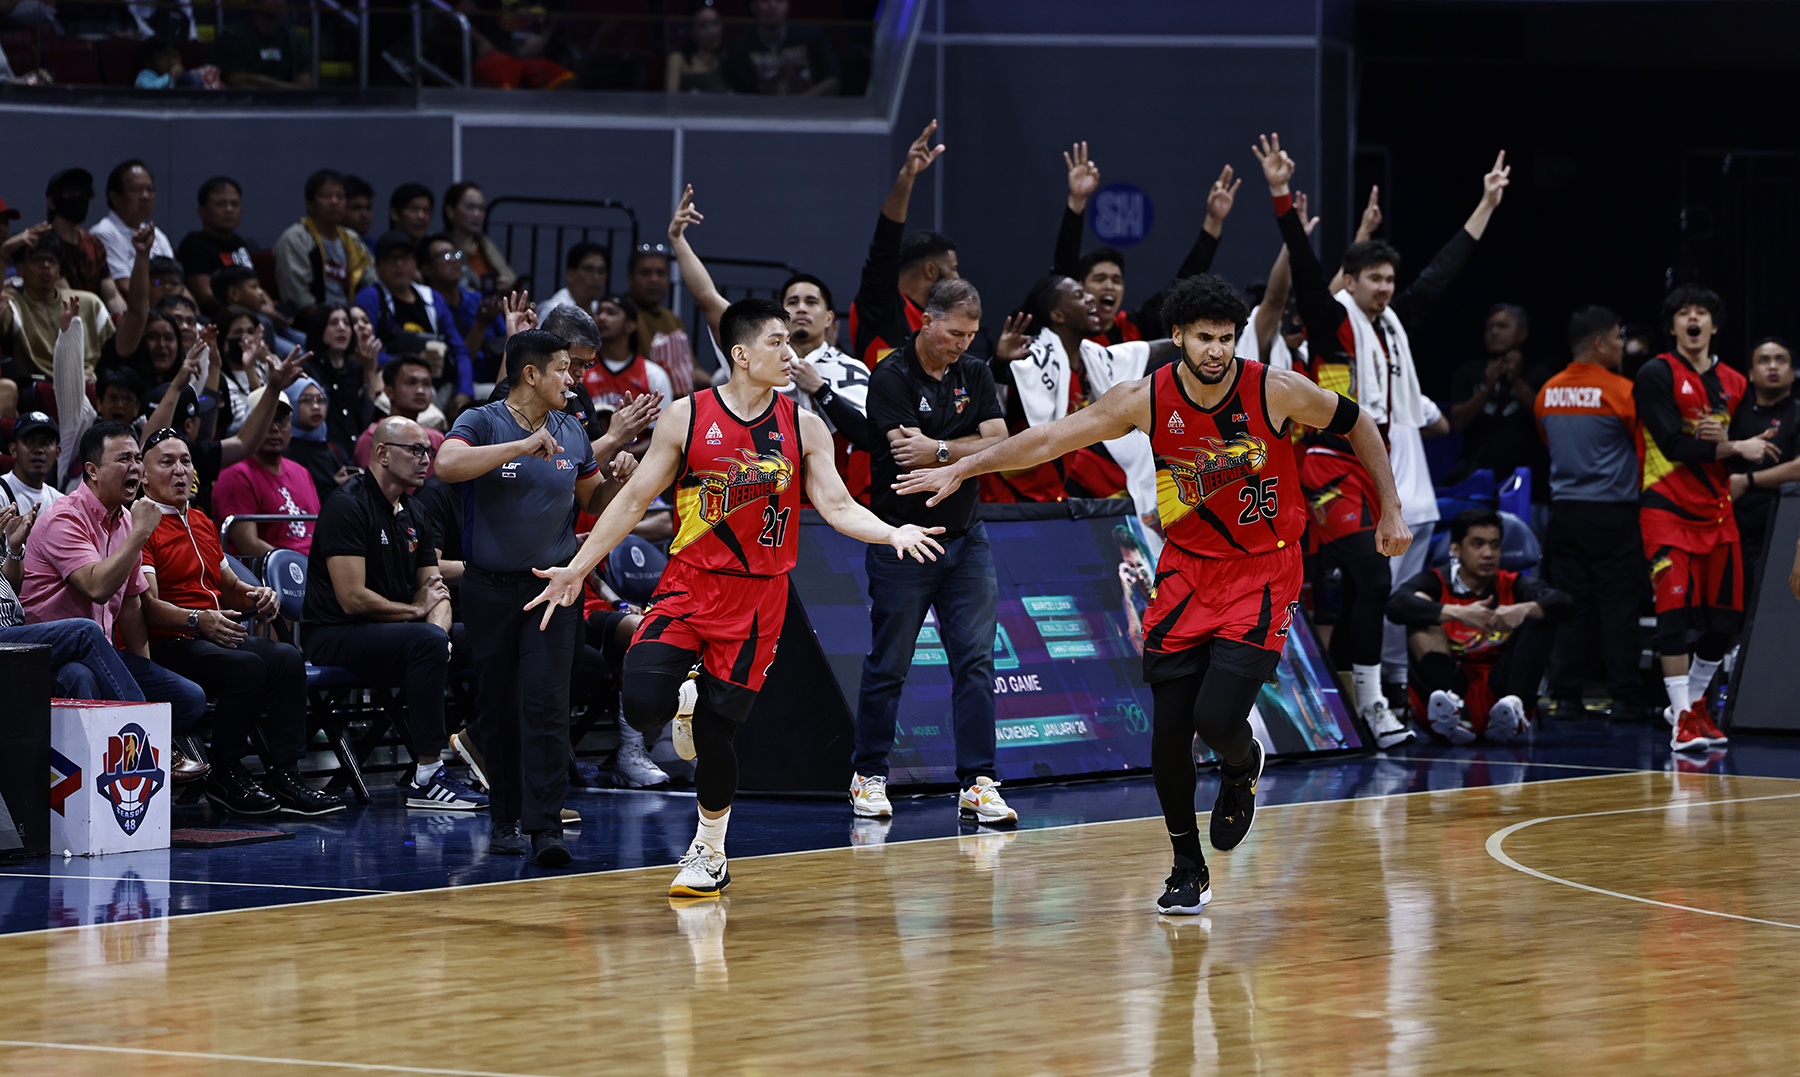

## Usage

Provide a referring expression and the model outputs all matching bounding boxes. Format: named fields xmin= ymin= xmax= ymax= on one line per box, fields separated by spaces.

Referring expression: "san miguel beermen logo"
xmin=1165 ymin=435 xmax=1269 ymax=506
xmin=693 ymin=448 xmax=794 ymax=524
xmin=95 ymin=722 xmax=165 ymax=836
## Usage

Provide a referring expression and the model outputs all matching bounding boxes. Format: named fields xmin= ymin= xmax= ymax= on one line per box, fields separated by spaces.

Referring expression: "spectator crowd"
xmin=0 ymin=125 xmax=1787 ymax=852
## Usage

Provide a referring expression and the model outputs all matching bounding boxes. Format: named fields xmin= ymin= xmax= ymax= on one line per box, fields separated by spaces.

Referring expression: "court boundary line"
xmin=0 ymin=1040 xmax=558 ymax=1076
xmin=1486 ymin=788 xmax=1800 ymax=931
xmin=0 ymin=765 xmax=1664 ymax=942
xmin=0 ymin=873 xmax=391 ymax=894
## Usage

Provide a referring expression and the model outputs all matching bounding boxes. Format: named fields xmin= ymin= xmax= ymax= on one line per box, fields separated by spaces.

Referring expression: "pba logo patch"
xmin=556 ymin=458 xmax=574 ymax=470
xmin=1165 ymin=435 xmax=1269 ymax=505
xmin=95 ymin=722 xmax=165 ymax=836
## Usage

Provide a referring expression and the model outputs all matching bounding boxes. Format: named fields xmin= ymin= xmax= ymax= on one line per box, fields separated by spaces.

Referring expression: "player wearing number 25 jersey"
xmin=636 ymin=386 xmax=806 ymax=702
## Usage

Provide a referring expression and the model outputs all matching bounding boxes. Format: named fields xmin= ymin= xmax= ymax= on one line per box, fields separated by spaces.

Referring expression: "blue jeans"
xmin=118 ymin=651 xmax=207 ymax=733
xmin=853 ymin=521 xmax=998 ymax=785
xmin=0 ymin=619 xmax=144 ymax=702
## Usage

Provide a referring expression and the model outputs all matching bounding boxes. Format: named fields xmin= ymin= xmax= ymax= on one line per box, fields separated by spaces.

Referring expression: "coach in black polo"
xmin=437 ymin=328 xmax=623 ymax=867
xmin=853 ymin=278 xmax=1015 ymax=822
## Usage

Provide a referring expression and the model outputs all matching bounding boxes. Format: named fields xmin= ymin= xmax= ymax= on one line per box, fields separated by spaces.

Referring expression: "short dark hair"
xmin=389 ymin=182 xmax=432 ymax=214
xmin=505 ymin=328 xmax=571 ymax=383
xmin=1662 ymin=284 xmax=1724 ymax=331
xmin=374 ymin=231 xmax=417 ymax=262
xmin=1567 ymin=305 xmax=1621 ymax=353
xmin=540 ymin=305 xmax=601 ymax=352
xmin=342 ymin=174 xmax=374 ymax=202
xmin=566 ymin=241 xmax=608 ymax=272
xmin=1450 ymin=507 xmax=1503 ymax=546
xmin=1488 ymin=302 xmax=1529 ymax=332
xmin=26 ymin=231 xmax=64 ymax=262
xmin=627 ymin=244 xmax=670 ymax=273
xmin=1019 ymin=274 xmax=1071 ymax=329
xmin=155 ymin=294 xmax=198 ymax=316
xmin=96 ymin=368 xmax=145 ymax=406
xmin=719 ymin=297 xmax=789 ymax=353
xmin=899 ymin=231 xmax=956 ymax=273
xmin=1750 ymin=336 xmax=1793 ymax=363
xmin=79 ymin=420 xmax=135 ymax=472
xmin=416 ymin=232 xmax=456 ymax=263
xmin=212 ymin=265 xmax=259 ymax=296
xmin=304 ymin=169 xmax=346 ymax=203
xmin=105 ymin=159 xmax=151 ymax=198
xmin=924 ymin=278 xmax=981 ymax=320
xmin=382 ymin=354 xmax=434 ymax=388
xmin=780 ymin=273 xmax=834 ymax=313
xmin=197 ymin=176 xmax=240 ymax=206
xmin=1342 ymin=240 xmax=1402 ymax=279
xmin=149 ymin=255 xmax=184 ymax=280
xmin=1160 ymin=273 xmax=1250 ymax=334
xmin=1076 ymin=247 xmax=1126 ymax=282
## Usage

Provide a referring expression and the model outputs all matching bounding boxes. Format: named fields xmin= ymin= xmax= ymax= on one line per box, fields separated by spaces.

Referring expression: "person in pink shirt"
xmin=20 ymin=421 xmax=209 ymax=779
xmin=213 ymin=386 xmax=321 ymax=557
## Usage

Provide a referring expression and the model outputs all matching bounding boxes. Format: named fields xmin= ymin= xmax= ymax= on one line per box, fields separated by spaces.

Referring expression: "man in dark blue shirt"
xmin=437 ymin=328 xmax=629 ymax=866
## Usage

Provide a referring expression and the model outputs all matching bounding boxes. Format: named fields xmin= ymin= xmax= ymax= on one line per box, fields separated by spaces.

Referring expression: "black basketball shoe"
xmin=1156 ymin=854 xmax=1212 ymax=915
xmin=1210 ymin=737 xmax=1265 ymax=851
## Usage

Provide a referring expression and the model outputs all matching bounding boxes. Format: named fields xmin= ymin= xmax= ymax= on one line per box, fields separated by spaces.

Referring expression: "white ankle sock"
xmin=1663 ymin=675 xmax=1692 ymax=715
xmin=1352 ymin=664 xmax=1387 ymax=715
xmin=695 ymin=807 xmax=730 ymax=853
xmin=415 ymin=761 xmax=441 ymax=786
xmin=1688 ymin=657 xmax=1722 ymax=705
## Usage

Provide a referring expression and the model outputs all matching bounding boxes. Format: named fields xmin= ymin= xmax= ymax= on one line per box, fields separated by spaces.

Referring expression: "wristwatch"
xmin=186 ymin=610 xmax=201 ymax=631
xmin=936 ymin=440 xmax=950 ymax=463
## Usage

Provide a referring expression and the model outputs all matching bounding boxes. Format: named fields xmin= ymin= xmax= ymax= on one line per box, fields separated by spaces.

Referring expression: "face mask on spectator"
xmin=53 ymin=195 xmax=91 ymax=223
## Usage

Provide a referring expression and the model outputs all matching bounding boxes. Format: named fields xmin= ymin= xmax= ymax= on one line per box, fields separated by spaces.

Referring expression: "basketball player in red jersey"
xmin=526 ymin=297 xmax=944 ymax=899
xmin=897 ymin=274 xmax=1410 ymax=915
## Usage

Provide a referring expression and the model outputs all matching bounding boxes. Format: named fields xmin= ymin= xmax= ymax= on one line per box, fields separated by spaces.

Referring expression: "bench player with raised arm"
xmin=525 ymin=297 xmax=944 ymax=900
xmin=896 ymin=274 xmax=1410 ymax=915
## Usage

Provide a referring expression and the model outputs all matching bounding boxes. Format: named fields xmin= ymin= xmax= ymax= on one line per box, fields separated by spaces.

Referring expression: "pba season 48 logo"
xmin=1164 ymin=434 xmax=1269 ymax=506
xmin=95 ymin=722 xmax=166 ymax=836
xmin=693 ymin=447 xmax=793 ymax=525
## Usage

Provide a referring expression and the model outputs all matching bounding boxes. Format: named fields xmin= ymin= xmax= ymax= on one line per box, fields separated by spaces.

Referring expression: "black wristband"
xmin=813 ymin=386 xmax=835 ymax=408
xmin=1324 ymin=392 xmax=1360 ymax=436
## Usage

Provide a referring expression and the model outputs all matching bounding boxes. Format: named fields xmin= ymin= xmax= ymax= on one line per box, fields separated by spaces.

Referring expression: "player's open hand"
xmin=996 ymin=312 xmax=1033 ymax=361
xmin=1065 ymin=141 xmax=1100 ymax=205
xmin=1295 ymin=190 xmax=1320 ymax=236
xmin=1205 ymin=164 xmax=1240 ymax=223
xmin=502 ymin=290 xmax=536 ymax=338
xmin=1251 ymin=133 xmax=1295 ymax=194
xmin=524 ymin=565 xmax=584 ymax=631
xmin=611 ymin=391 xmax=662 ymax=444
xmin=902 ymin=119 xmax=946 ymax=180
xmin=893 ymin=463 xmax=965 ymax=507
xmin=59 ymin=294 xmax=81 ymax=332
xmin=889 ymin=524 xmax=946 ymax=563
xmin=1374 ymin=510 xmax=1412 ymax=558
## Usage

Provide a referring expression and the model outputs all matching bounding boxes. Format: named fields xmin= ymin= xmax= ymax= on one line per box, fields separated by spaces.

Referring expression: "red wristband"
xmin=1273 ymin=193 xmax=1294 ymax=216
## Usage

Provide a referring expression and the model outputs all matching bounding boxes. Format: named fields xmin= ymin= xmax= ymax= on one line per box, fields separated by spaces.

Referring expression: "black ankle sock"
xmin=1220 ymin=751 xmax=1253 ymax=778
xmin=1168 ymin=829 xmax=1206 ymax=865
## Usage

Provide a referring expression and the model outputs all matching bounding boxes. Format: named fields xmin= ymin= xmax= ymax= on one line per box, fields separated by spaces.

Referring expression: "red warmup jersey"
xmin=1434 ymin=567 xmax=1519 ymax=662
xmin=1151 ymin=358 xmax=1305 ymax=558
xmin=584 ymin=355 xmax=657 ymax=411
xmin=1638 ymin=354 xmax=1746 ymax=547
xmin=670 ymin=389 xmax=804 ymax=576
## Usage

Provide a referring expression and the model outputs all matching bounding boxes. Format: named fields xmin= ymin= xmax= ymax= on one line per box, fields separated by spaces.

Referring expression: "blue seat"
xmin=1498 ymin=466 xmax=1531 ymax=522
xmin=1435 ymin=467 xmax=1497 ymax=524
xmin=224 ymin=553 xmax=260 ymax=589
xmin=1428 ymin=509 xmax=1541 ymax=573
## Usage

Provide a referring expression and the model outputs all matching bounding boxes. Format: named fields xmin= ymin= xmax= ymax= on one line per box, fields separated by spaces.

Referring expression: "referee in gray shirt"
xmin=437 ymin=329 xmax=632 ymax=866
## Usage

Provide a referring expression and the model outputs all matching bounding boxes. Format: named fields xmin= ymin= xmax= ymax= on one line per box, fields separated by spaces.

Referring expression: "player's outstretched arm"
xmin=894 ymin=379 xmax=1147 ymax=507
xmin=798 ymin=410 xmax=944 ymax=562
xmin=524 ymin=398 xmax=691 ymax=629
xmin=1266 ymin=367 xmax=1412 ymax=556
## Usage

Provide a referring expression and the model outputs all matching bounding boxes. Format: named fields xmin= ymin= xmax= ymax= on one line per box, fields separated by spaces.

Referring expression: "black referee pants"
xmin=462 ymin=566 xmax=579 ymax=833
xmin=1544 ymin=500 xmax=1645 ymax=707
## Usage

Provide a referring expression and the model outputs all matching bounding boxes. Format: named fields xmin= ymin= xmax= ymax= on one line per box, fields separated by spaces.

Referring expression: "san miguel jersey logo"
xmin=95 ymin=722 xmax=165 ymax=836
xmin=693 ymin=448 xmax=794 ymax=524
xmin=1164 ymin=435 xmax=1269 ymax=505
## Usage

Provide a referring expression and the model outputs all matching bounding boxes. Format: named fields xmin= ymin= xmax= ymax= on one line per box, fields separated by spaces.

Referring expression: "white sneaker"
xmin=672 ymin=673 xmax=699 ymax=761
xmin=849 ymin=773 xmax=893 ymax=818
xmin=668 ymin=840 xmax=729 ymax=897
xmin=958 ymin=776 xmax=1018 ymax=825
xmin=1486 ymin=694 xmax=1527 ymax=743
xmin=1428 ymin=689 xmax=1476 ymax=745
xmin=614 ymin=737 xmax=670 ymax=788
xmin=1662 ymin=704 xmax=1678 ymax=727
xmin=1362 ymin=699 xmax=1417 ymax=749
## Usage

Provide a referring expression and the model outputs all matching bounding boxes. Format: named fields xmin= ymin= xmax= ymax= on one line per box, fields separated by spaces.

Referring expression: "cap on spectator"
xmin=151 ymin=382 xmax=220 ymax=422
xmin=374 ymin=230 xmax=418 ymax=261
xmin=246 ymin=385 xmax=293 ymax=418
xmin=12 ymin=411 xmax=57 ymax=441
xmin=0 ymin=198 xmax=18 ymax=222
xmin=598 ymin=293 xmax=638 ymax=321
xmin=46 ymin=168 xmax=95 ymax=197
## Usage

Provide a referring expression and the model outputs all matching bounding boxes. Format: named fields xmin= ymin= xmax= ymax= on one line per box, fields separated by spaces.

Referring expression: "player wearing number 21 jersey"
xmin=895 ymin=274 xmax=1410 ymax=917
xmin=526 ymin=298 xmax=944 ymax=901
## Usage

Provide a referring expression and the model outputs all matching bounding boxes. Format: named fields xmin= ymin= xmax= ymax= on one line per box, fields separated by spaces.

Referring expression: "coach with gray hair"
xmin=849 ymin=278 xmax=1019 ymax=826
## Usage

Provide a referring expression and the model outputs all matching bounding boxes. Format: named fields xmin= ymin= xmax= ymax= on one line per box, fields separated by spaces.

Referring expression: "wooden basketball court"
xmin=1 ymin=769 xmax=1795 ymax=1075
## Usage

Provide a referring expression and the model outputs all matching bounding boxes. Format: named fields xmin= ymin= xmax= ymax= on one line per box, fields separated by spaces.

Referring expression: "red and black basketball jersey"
xmin=670 ymin=389 xmax=805 ymax=577
xmin=1434 ymin=567 xmax=1519 ymax=661
xmin=584 ymin=355 xmax=657 ymax=411
xmin=1637 ymin=353 xmax=1746 ymax=545
xmin=1150 ymin=357 xmax=1305 ymax=559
